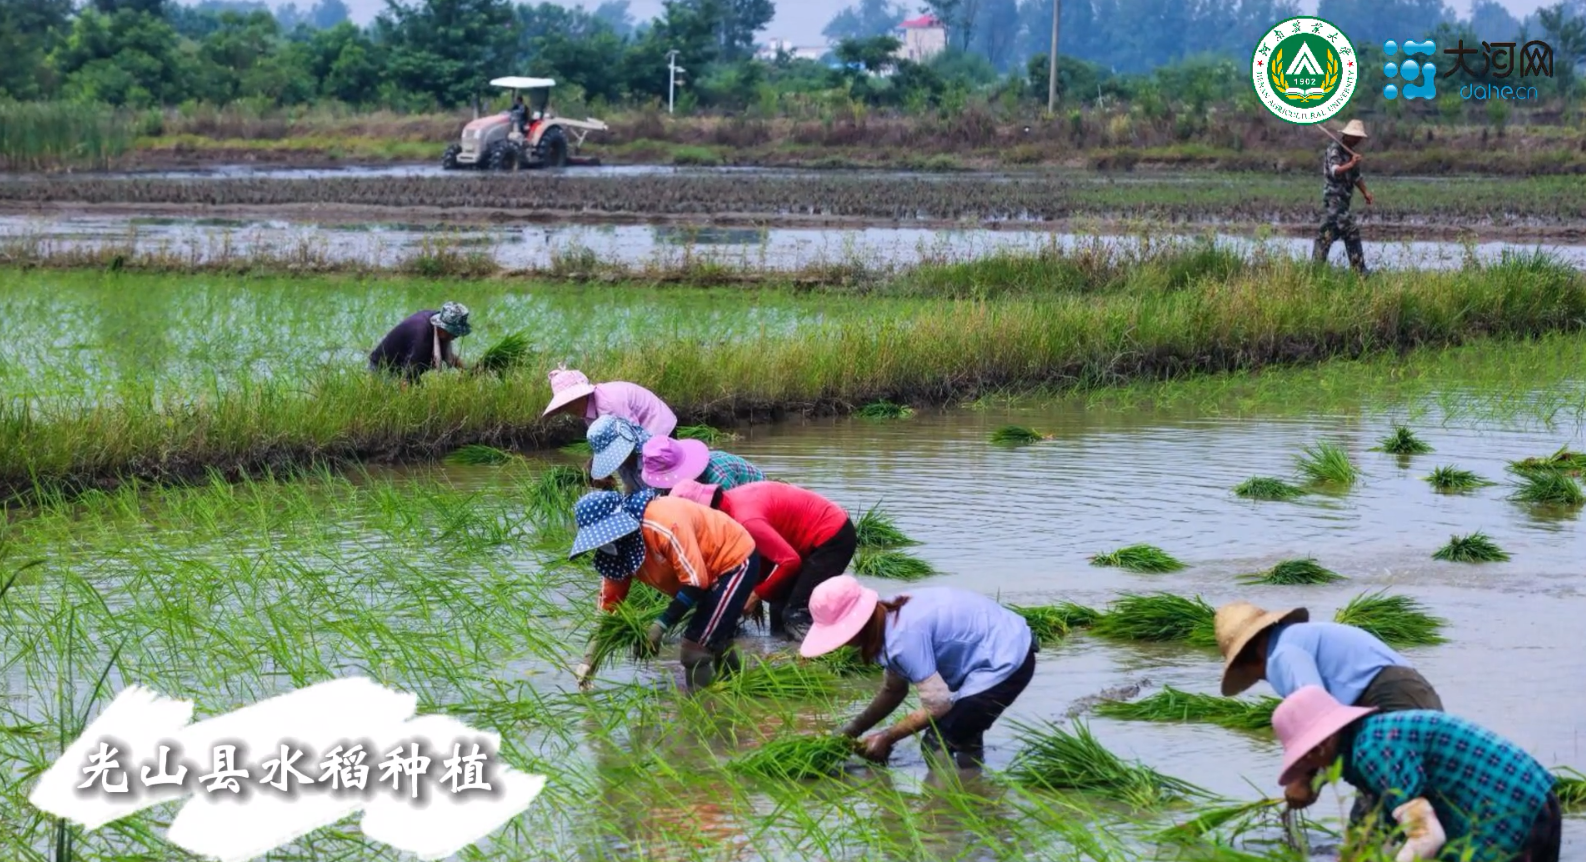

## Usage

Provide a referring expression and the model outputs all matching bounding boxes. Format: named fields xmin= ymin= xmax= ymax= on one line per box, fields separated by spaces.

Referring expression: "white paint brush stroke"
xmin=29 ymin=677 xmax=546 ymax=862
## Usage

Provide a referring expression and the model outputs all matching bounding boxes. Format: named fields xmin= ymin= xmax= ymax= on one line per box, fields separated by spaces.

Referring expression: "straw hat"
xmin=1215 ymin=602 xmax=1310 ymax=696
xmin=1340 ymin=119 xmax=1368 ymax=139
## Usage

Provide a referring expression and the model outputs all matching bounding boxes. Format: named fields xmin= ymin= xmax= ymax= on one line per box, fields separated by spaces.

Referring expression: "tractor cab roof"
xmin=491 ymin=77 xmax=556 ymax=90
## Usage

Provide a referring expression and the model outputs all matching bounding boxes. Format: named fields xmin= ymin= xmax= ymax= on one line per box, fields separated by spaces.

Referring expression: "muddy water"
xmin=5 ymin=213 xmax=1585 ymax=272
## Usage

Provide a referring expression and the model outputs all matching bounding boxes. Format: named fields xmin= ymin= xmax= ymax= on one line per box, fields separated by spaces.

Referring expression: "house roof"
xmin=899 ymin=14 xmax=942 ymax=29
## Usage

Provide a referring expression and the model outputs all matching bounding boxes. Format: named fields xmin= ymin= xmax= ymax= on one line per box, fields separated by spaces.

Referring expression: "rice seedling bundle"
xmin=1374 ymin=426 xmax=1432 ymax=455
xmin=1508 ymin=470 xmax=1585 ymax=507
xmin=1333 ymin=591 xmax=1447 ymax=648
xmin=1089 ymin=544 xmax=1186 ymax=574
xmin=853 ymin=549 xmax=936 ymax=581
xmin=809 ymin=645 xmax=880 ymax=677
xmin=559 ymin=440 xmax=594 ymax=456
xmin=526 ymin=465 xmax=587 ymax=524
xmin=1240 ymin=558 xmax=1342 ymax=586
xmin=1431 ymin=532 xmax=1510 ymax=563
xmin=1008 ymin=605 xmax=1071 ymax=646
xmin=1156 ymin=799 xmax=1282 ymax=843
xmin=1425 ymin=465 xmax=1494 ymax=492
xmin=990 ymin=424 xmax=1046 ymax=445
xmin=1091 ymin=593 xmax=1217 ymax=647
xmin=1232 ymin=477 xmax=1306 ymax=501
xmin=444 ymin=444 xmax=517 ymax=466
xmin=712 ymin=657 xmax=839 ymax=699
xmin=726 ymin=734 xmax=857 ymax=780
xmin=1093 ymin=686 xmax=1280 ymax=732
xmin=1295 ymin=440 xmax=1359 ymax=486
xmin=1553 ymin=768 xmax=1586 ymax=810
xmin=474 ymin=330 xmax=531 ymax=374
xmin=853 ymin=503 xmax=918 ymax=550
xmin=584 ymin=587 xmax=674 ymax=676
xmin=857 ymin=401 xmax=914 ymax=420
xmin=1509 ymin=448 xmax=1586 ymax=477
xmin=675 ymin=424 xmax=735 ymax=444
xmin=1006 ymin=719 xmax=1206 ymax=808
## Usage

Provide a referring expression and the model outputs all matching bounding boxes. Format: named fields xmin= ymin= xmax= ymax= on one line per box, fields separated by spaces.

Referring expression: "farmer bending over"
xmin=800 ymin=576 xmax=1036 ymax=770
xmin=570 ymin=489 xmax=761 ymax=690
xmin=671 ymin=479 xmax=856 ymax=641
xmin=1315 ymin=118 xmax=1374 ymax=275
xmin=368 ymin=302 xmax=470 ymax=381
xmin=640 ymin=436 xmax=766 ymax=493
xmin=543 ymin=365 xmax=678 ymax=439
xmin=585 ymin=415 xmax=655 ymax=494
xmin=1273 ymin=686 xmax=1560 ymax=862
xmin=1216 ymin=601 xmax=1442 ymax=823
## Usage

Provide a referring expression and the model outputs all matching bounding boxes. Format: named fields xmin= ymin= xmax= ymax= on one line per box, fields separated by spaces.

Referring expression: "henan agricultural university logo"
xmin=1251 ymin=17 xmax=1358 ymax=124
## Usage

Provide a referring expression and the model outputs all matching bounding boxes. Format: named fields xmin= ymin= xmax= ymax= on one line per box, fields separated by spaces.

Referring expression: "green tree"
xmin=823 ymin=0 xmax=908 ymax=40
xmin=374 ymin=0 xmax=518 ymax=107
xmin=53 ymin=8 xmax=198 ymax=106
xmin=833 ymin=34 xmax=901 ymax=72
xmin=515 ymin=2 xmax=629 ymax=102
xmin=0 ymin=0 xmax=73 ymax=99
xmin=1537 ymin=2 xmax=1586 ymax=92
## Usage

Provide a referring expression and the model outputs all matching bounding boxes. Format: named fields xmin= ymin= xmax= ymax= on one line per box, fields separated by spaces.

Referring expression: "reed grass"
xmin=1508 ymin=470 xmax=1586 ymax=506
xmin=1093 ymin=687 xmax=1280 ymax=732
xmin=852 ymin=549 xmax=936 ymax=581
xmin=1295 ymin=441 xmax=1359 ymax=486
xmin=1333 ymin=591 xmax=1448 ymax=648
xmin=1092 ymin=593 xmax=1218 ymax=647
xmin=725 ymin=734 xmax=857 ymax=780
xmin=475 ymin=330 xmax=532 ymax=374
xmin=1240 ymin=558 xmax=1343 ymax=586
xmin=1374 ymin=426 xmax=1432 ymax=455
xmin=1232 ymin=477 xmax=1307 ymax=501
xmin=1007 ymin=719 xmax=1207 ymax=808
xmin=1425 ymin=465 xmax=1495 ymax=492
xmin=1554 ymin=768 xmax=1586 ymax=810
xmin=1432 ymin=532 xmax=1510 ymax=563
xmin=1089 ymin=544 xmax=1187 ymax=574
xmin=857 ymin=401 xmax=914 ymax=420
xmin=444 ymin=444 xmax=518 ymax=466
xmin=0 ymin=102 xmax=133 ymax=171
xmin=853 ymin=503 xmax=918 ymax=550
xmin=808 ymin=645 xmax=881 ymax=676
xmin=990 ymin=424 xmax=1048 ymax=445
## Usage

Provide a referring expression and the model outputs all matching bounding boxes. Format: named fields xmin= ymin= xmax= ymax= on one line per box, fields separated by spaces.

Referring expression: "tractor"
xmin=442 ymin=77 xmax=608 ymax=171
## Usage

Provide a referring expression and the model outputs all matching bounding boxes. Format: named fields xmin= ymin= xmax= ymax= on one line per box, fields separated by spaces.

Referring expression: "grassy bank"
xmin=3 ymin=245 xmax=1584 ymax=500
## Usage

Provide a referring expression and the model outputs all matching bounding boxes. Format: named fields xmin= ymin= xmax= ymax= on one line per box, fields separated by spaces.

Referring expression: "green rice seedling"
xmin=726 ymin=734 xmax=857 ymax=780
xmin=675 ymin=424 xmax=736 ymax=444
xmin=559 ymin=440 xmax=594 ymax=456
xmin=1008 ymin=605 xmax=1072 ymax=646
xmin=1232 ymin=477 xmax=1307 ymax=501
xmin=1553 ymin=768 xmax=1586 ymax=810
xmin=1295 ymin=440 xmax=1359 ymax=486
xmin=1089 ymin=544 xmax=1186 ymax=574
xmin=584 ymin=588 xmax=674 ymax=676
xmin=474 ymin=330 xmax=531 ymax=374
xmin=1091 ymin=593 xmax=1217 ymax=647
xmin=853 ymin=502 xmax=918 ymax=550
xmin=712 ymin=657 xmax=839 ymax=699
xmin=1508 ymin=470 xmax=1586 ymax=507
xmin=526 ymin=465 xmax=587 ymax=524
xmin=1509 ymin=447 xmax=1586 ymax=476
xmin=853 ymin=549 xmax=936 ymax=581
xmin=1240 ymin=558 xmax=1343 ymax=586
xmin=1156 ymin=799 xmax=1283 ymax=843
xmin=990 ymin=424 xmax=1048 ymax=445
xmin=1426 ymin=465 xmax=1495 ymax=492
xmin=1432 ymin=532 xmax=1510 ymax=563
xmin=857 ymin=401 xmax=914 ymax=420
xmin=808 ymin=645 xmax=881 ymax=677
xmin=1093 ymin=686 xmax=1280 ymax=732
xmin=1333 ymin=591 xmax=1448 ymax=648
xmin=444 ymin=444 xmax=518 ymax=466
xmin=1374 ymin=426 xmax=1432 ymax=455
xmin=1006 ymin=719 xmax=1207 ymax=808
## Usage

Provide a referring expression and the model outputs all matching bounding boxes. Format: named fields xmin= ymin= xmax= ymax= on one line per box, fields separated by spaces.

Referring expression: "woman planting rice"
xmin=1216 ymin=601 xmax=1443 ymax=819
xmin=670 ymin=479 xmax=857 ymax=641
xmin=570 ymin=489 xmax=761 ymax=690
xmin=1272 ymin=685 xmax=1560 ymax=862
xmin=542 ymin=366 xmax=678 ymax=439
xmin=586 ymin=416 xmax=652 ymax=493
xmin=368 ymin=301 xmax=471 ymax=380
xmin=640 ymin=436 xmax=766 ymax=492
xmin=799 ymin=576 xmax=1036 ymax=770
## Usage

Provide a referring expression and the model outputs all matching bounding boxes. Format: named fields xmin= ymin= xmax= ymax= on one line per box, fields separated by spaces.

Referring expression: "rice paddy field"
xmin=3 ymin=242 xmax=1586 ymax=860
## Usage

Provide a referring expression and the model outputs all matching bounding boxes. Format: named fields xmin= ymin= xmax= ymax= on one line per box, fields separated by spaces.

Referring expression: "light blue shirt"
xmin=882 ymin=588 xmax=1034 ymax=702
xmin=1265 ymin=621 xmax=1409 ymax=704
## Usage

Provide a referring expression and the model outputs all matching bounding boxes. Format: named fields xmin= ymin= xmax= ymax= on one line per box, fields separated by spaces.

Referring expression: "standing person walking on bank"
xmin=1314 ymin=119 xmax=1374 ymax=275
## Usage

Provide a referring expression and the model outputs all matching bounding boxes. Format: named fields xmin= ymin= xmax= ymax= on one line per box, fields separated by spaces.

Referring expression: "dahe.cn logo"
xmin=1383 ymin=38 xmax=1555 ymax=102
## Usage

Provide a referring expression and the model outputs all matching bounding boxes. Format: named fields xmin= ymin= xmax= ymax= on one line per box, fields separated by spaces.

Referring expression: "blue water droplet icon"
xmin=1384 ymin=62 xmax=1399 ymax=77
xmin=1383 ymin=40 xmax=1399 ymax=55
xmin=1401 ymin=59 xmax=1421 ymax=80
xmin=1384 ymin=84 xmax=1399 ymax=100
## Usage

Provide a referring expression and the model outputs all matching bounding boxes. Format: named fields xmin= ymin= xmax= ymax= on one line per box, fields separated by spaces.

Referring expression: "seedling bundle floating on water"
xmin=1554 ymin=768 xmax=1586 ymax=810
xmin=726 ymin=734 xmax=858 ymax=780
xmin=1094 ymin=686 xmax=1280 ymax=732
xmin=853 ymin=549 xmax=936 ymax=581
xmin=1333 ymin=590 xmax=1447 ymax=648
xmin=1091 ymin=593 xmax=1217 ymax=647
xmin=675 ymin=424 xmax=736 ymax=444
xmin=1232 ymin=477 xmax=1307 ymax=501
xmin=990 ymin=425 xmax=1049 ymax=445
xmin=1089 ymin=544 xmax=1186 ymax=574
xmin=857 ymin=401 xmax=914 ymax=420
xmin=1006 ymin=719 xmax=1207 ymax=808
xmin=1425 ymin=465 xmax=1495 ymax=493
xmin=1432 ymin=532 xmax=1510 ymax=563
xmin=1509 ymin=447 xmax=1586 ymax=477
xmin=1508 ymin=469 xmax=1585 ymax=507
xmin=474 ymin=330 xmax=532 ymax=374
xmin=853 ymin=502 xmax=919 ymax=550
xmin=1240 ymin=558 xmax=1343 ymax=586
xmin=445 ymin=444 xmax=518 ymax=466
xmin=1373 ymin=426 xmax=1432 ymax=455
xmin=1008 ymin=603 xmax=1100 ymax=647
xmin=1295 ymin=440 xmax=1359 ymax=486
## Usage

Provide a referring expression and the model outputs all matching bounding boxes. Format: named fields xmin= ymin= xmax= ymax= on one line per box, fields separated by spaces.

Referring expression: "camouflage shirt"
xmin=1323 ymin=141 xmax=1360 ymax=205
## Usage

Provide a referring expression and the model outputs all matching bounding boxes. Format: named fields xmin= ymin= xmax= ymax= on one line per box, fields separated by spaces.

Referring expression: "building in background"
xmin=896 ymin=14 xmax=947 ymax=63
xmin=756 ymin=38 xmax=829 ymax=62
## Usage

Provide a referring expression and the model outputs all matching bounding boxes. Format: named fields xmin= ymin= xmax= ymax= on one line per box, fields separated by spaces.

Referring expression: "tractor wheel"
xmin=489 ymin=140 xmax=523 ymax=172
xmin=441 ymin=144 xmax=461 ymax=170
xmin=540 ymin=127 xmax=569 ymax=168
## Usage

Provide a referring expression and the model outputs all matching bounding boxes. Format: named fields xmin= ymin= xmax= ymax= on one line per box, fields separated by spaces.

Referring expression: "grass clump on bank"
xmin=1432 ymin=532 xmax=1510 ymax=563
xmin=990 ymin=425 xmax=1048 ymax=445
xmin=853 ymin=503 xmax=918 ymax=550
xmin=1334 ymin=591 xmax=1448 ymax=648
xmin=1374 ymin=426 xmax=1432 ymax=455
xmin=444 ymin=444 xmax=518 ymax=466
xmin=1092 ymin=593 xmax=1217 ymax=647
xmin=852 ymin=549 xmax=936 ymax=581
xmin=726 ymin=735 xmax=856 ymax=780
xmin=1089 ymin=544 xmax=1186 ymax=574
xmin=1296 ymin=440 xmax=1359 ymax=486
xmin=1508 ymin=470 xmax=1586 ymax=507
xmin=1007 ymin=720 xmax=1206 ymax=808
xmin=1094 ymin=687 xmax=1279 ymax=732
xmin=1426 ymin=466 xmax=1495 ymax=492
xmin=1240 ymin=558 xmax=1342 ymax=585
xmin=1232 ymin=477 xmax=1306 ymax=501
xmin=1009 ymin=603 xmax=1101 ymax=646
xmin=857 ymin=401 xmax=913 ymax=420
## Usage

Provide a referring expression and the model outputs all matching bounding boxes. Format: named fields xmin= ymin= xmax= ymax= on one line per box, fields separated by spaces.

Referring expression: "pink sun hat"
xmin=640 ymin=437 xmax=711 ymax=488
xmin=670 ymin=478 xmax=720 ymax=508
xmin=542 ymin=366 xmax=596 ymax=416
xmin=799 ymin=575 xmax=880 ymax=658
xmin=1273 ymin=685 xmax=1377 ymax=786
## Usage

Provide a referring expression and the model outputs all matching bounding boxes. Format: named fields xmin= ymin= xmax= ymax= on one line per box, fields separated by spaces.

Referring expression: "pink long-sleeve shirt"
xmin=582 ymin=381 xmax=678 ymax=439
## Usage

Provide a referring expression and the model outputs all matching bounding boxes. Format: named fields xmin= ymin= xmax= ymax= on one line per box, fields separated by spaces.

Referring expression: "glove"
xmin=634 ymin=622 xmax=665 ymax=659
xmin=573 ymin=662 xmax=594 ymax=692
xmin=1393 ymin=798 xmax=1445 ymax=862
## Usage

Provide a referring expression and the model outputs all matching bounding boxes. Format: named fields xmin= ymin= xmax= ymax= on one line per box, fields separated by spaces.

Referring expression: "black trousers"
xmin=921 ymin=644 xmax=1037 ymax=767
xmin=1349 ymin=666 xmax=1444 ymax=828
xmin=680 ymin=551 xmax=761 ymax=654
xmin=769 ymin=519 xmax=857 ymax=630
xmin=1516 ymin=791 xmax=1562 ymax=862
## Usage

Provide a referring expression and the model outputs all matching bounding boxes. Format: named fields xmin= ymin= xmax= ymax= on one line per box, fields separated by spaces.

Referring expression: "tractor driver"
xmin=509 ymin=95 xmax=528 ymax=135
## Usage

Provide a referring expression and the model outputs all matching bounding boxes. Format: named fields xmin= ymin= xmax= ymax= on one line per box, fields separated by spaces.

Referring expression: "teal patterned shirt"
xmin=1342 ymin=711 xmax=1554 ymax=861
xmin=698 ymin=451 xmax=765 ymax=491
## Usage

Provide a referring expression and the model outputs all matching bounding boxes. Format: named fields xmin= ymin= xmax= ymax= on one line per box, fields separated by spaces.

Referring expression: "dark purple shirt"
xmin=369 ymin=310 xmax=452 ymax=378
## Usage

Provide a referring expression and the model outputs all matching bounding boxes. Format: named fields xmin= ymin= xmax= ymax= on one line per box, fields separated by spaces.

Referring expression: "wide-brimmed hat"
xmin=799 ymin=575 xmax=880 ymax=658
xmin=430 ymin=302 xmax=472 ymax=337
xmin=1216 ymin=602 xmax=1310 ymax=696
xmin=1340 ymin=119 xmax=1368 ymax=139
xmin=1273 ymin=685 xmax=1377 ymax=786
xmin=542 ymin=365 xmax=596 ymax=416
xmin=640 ymin=437 xmax=711 ymax=489
xmin=670 ymin=478 xmax=720 ymax=508
xmin=571 ymin=489 xmax=658 ymax=580
xmin=588 ymin=416 xmax=651 ymax=480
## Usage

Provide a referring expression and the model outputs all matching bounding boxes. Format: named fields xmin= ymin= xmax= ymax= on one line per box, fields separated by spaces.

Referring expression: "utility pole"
xmin=667 ymin=50 xmax=683 ymax=115
xmin=1047 ymin=0 xmax=1061 ymax=113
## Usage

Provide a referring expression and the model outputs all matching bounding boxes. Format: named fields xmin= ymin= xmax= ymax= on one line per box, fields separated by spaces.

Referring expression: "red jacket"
xmin=718 ymin=482 xmax=850 ymax=600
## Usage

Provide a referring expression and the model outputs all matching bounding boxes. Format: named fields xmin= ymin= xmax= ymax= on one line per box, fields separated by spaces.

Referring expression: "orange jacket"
xmin=599 ymin=496 xmax=756 ymax=611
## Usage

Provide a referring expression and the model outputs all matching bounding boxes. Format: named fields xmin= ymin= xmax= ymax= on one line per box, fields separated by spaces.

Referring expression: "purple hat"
xmin=639 ymin=437 xmax=711 ymax=489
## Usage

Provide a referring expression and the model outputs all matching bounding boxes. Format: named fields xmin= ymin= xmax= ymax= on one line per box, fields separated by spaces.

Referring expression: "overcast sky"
xmin=239 ymin=0 xmax=1561 ymax=47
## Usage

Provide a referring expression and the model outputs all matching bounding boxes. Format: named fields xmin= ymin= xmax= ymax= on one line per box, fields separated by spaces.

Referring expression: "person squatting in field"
xmin=799 ymin=576 xmax=1037 ymax=770
xmin=1315 ymin=118 xmax=1375 ymax=275
xmin=368 ymin=301 xmax=471 ymax=381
